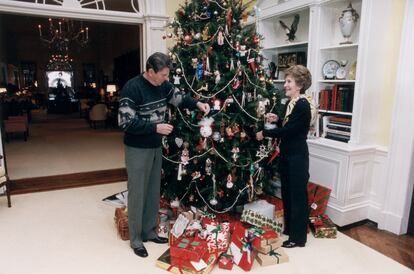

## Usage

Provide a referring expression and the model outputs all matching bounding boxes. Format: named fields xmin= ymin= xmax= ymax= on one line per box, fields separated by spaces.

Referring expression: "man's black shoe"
xmin=282 ymin=240 xmax=305 ymax=248
xmin=143 ymin=236 xmax=168 ymax=244
xmin=133 ymin=246 xmax=148 ymax=257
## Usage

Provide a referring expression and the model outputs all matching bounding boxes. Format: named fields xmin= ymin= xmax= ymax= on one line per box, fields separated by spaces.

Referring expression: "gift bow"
xmin=268 ymin=250 xmax=281 ymax=264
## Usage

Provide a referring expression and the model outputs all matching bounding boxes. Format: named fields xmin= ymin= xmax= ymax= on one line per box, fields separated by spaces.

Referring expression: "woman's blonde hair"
xmin=284 ymin=65 xmax=312 ymax=94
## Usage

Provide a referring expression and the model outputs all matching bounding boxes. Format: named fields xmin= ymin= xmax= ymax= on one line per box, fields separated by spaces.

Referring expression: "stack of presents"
xmin=115 ymin=182 xmax=337 ymax=273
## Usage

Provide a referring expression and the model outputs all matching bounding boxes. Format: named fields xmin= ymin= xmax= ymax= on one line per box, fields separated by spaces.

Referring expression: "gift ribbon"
xmin=268 ymin=250 xmax=281 ymax=264
xmin=237 ymin=236 xmax=253 ymax=264
xmin=167 ymin=264 xmax=184 ymax=274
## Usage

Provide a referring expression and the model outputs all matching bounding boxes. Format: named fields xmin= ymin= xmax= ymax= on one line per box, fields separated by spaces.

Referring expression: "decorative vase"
xmin=339 ymin=3 xmax=359 ymax=44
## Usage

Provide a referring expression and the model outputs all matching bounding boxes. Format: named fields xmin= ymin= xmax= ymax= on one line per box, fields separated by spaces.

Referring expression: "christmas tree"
xmin=161 ymin=0 xmax=284 ymax=213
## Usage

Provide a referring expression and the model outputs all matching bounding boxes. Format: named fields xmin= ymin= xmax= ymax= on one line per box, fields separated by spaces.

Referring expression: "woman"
xmin=256 ymin=65 xmax=312 ymax=248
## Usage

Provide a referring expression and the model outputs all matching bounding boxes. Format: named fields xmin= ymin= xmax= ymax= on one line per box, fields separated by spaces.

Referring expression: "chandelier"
xmin=38 ymin=18 xmax=89 ymax=57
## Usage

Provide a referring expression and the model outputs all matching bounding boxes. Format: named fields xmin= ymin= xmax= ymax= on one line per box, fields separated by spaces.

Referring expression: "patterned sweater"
xmin=118 ymin=74 xmax=197 ymax=148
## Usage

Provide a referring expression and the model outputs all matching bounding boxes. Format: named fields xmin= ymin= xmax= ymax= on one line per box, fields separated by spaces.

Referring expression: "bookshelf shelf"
xmin=318 ymin=110 xmax=353 ymax=116
xmin=320 ymin=44 xmax=358 ymax=51
xmin=318 ymin=80 xmax=356 ymax=83
xmin=263 ymin=41 xmax=309 ymax=50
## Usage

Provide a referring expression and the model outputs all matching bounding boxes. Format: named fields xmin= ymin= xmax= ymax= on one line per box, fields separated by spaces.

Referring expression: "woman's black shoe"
xmin=133 ymin=246 xmax=148 ymax=257
xmin=282 ymin=240 xmax=305 ymax=248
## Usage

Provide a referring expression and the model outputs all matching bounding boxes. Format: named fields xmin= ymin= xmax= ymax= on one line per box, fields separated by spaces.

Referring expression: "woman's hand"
xmin=197 ymin=102 xmax=210 ymax=116
xmin=265 ymin=113 xmax=279 ymax=123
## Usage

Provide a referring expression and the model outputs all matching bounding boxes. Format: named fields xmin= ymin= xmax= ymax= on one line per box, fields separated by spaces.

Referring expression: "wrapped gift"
xmin=241 ymin=209 xmax=283 ymax=234
xmin=260 ymin=194 xmax=284 ymax=210
xmin=170 ymin=237 xmax=208 ymax=262
xmin=257 ymin=238 xmax=283 ymax=254
xmin=218 ymin=253 xmax=233 ymax=270
xmin=244 ymin=199 xmax=275 ymax=219
xmin=171 ymin=212 xmax=192 ymax=238
xmin=256 ymin=248 xmax=289 ymax=266
xmin=205 ymin=222 xmax=230 ymax=254
xmin=259 ymin=227 xmax=278 ymax=246
xmin=229 ymin=222 xmax=260 ymax=272
xmin=201 ymin=211 xmax=217 ymax=227
xmin=157 ymin=248 xmax=217 ymax=274
xmin=114 ymin=207 xmax=129 ymax=241
xmin=171 ymin=247 xmax=212 ymax=272
xmin=311 ymin=215 xmax=337 ymax=238
xmin=308 ymin=182 xmax=331 ymax=217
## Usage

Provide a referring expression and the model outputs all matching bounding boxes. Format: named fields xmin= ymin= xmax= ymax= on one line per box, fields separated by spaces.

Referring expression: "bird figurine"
xmin=279 ymin=14 xmax=300 ymax=42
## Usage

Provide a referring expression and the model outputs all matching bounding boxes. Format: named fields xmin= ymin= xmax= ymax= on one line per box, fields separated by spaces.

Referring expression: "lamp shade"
xmin=106 ymin=84 xmax=117 ymax=93
xmin=0 ymin=88 xmax=7 ymax=93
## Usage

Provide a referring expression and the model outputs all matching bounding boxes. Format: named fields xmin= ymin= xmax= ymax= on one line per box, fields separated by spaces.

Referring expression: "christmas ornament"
xmin=202 ymin=26 xmax=210 ymax=40
xmin=181 ymin=148 xmax=190 ymax=164
xmin=232 ymin=78 xmax=241 ymax=89
xmin=212 ymin=131 xmax=221 ymax=141
xmin=213 ymin=99 xmax=221 ymax=110
xmin=217 ymin=30 xmax=224 ymax=45
xmin=226 ymin=174 xmax=234 ymax=188
xmin=177 ymin=27 xmax=184 ymax=38
xmin=214 ymin=70 xmax=221 ymax=84
xmin=194 ymin=32 xmax=201 ymax=40
xmin=248 ymin=57 xmax=257 ymax=74
xmin=199 ymin=117 xmax=214 ymax=137
xmin=192 ymin=58 xmax=198 ymax=68
xmin=205 ymin=158 xmax=212 ymax=175
xmin=209 ymin=198 xmax=218 ymax=206
xmin=231 ymin=147 xmax=240 ymax=161
xmin=176 ymin=68 xmax=182 ymax=74
xmin=175 ymin=137 xmax=183 ymax=148
xmin=184 ymin=34 xmax=193 ymax=45
xmin=173 ymin=74 xmax=181 ymax=85
xmin=196 ymin=62 xmax=204 ymax=80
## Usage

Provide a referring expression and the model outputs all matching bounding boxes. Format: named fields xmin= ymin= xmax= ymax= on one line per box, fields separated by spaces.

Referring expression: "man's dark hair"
xmin=146 ymin=52 xmax=171 ymax=73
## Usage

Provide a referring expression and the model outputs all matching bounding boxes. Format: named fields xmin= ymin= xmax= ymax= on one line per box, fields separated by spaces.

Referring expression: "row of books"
xmin=320 ymin=115 xmax=352 ymax=143
xmin=319 ymin=84 xmax=354 ymax=112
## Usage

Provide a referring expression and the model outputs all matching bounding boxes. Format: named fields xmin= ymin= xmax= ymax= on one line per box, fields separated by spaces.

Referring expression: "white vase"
xmin=339 ymin=3 xmax=359 ymax=44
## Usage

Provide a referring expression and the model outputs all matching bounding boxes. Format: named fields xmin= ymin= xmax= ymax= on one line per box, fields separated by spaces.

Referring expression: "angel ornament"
xmin=173 ymin=74 xmax=181 ymax=85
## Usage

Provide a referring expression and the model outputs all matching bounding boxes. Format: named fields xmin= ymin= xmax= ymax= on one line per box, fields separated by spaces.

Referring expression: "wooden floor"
xmin=7 ymin=175 xmax=414 ymax=270
xmin=341 ymin=221 xmax=414 ymax=270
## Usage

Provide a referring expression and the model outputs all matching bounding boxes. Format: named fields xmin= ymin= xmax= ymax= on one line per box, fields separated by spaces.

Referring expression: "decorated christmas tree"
xmin=161 ymin=0 xmax=285 ymax=213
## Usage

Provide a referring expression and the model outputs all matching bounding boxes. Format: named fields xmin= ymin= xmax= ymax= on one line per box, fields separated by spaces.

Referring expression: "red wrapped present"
xmin=171 ymin=246 xmax=212 ymax=272
xmin=157 ymin=248 xmax=217 ymax=274
xmin=218 ymin=253 xmax=233 ymax=270
xmin=310 ymin=214 xmax=337 ymax=238
xmin=205 ymin=222 xmax=230 ymax=254
xmin=170 ymin=237 xmax=208 ymax=262
xmin=200 ymin=211 xmax=217 ymax=227
xmin=307 ymin=182 xmax=331 ymax=217
xmin=229 ymin=222 xmax=260 ymax=271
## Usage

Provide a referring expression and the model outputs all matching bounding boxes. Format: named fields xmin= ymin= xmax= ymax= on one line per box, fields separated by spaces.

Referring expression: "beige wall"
xmin=376 ymin=0 xmax=405 ymax=146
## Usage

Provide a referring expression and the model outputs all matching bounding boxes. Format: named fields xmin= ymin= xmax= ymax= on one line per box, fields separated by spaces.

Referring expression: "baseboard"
xmin=337 ymin=219 xmax=372 ymax=231
xmin=326 ymin=201 xmax=370 ymax=226
xmin=9 ymin=168 xmax=127 ymax=194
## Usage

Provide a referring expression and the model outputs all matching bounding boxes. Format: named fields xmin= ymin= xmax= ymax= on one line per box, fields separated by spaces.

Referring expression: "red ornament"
xmin=253 ymin=35 xmax=260 ymax=44
xmin=184 ymin=34 xmax=193 ymax=45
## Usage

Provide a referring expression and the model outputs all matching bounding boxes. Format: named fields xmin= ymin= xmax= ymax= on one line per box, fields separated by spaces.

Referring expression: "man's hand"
xmin=256 ymin=131 xmax=264 ymax=141
xmin=265 ymin=113 xmax=279 ymax=123
xmin=197 ymin=102 xmax=210 ymax=116
xmin=156 ymin=123 xmax=174 ymax=135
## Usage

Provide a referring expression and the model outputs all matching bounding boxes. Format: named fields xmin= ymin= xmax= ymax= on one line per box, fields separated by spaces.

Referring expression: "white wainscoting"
xmin=308 ymin=139 xmax=384 ymax=226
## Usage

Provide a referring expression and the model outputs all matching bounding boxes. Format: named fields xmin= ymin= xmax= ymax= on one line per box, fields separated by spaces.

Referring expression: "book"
xmin=326 ymin=132 xmax=350 ymax=143
xmin=325 ymin=128 xmax=351 ymax=137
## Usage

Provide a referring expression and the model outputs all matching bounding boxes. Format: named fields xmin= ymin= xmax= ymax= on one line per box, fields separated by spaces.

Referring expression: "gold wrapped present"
xmin=256 ymin=248 xmax=289 ymax=266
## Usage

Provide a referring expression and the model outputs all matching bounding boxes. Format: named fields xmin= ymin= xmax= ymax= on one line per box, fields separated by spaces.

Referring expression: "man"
xmin=118 ymin=52 xmax=210 ymax=257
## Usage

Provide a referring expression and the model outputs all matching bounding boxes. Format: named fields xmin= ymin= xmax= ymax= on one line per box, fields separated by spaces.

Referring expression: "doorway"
xmin=0 ymin=13 xmax=140 ymax=183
